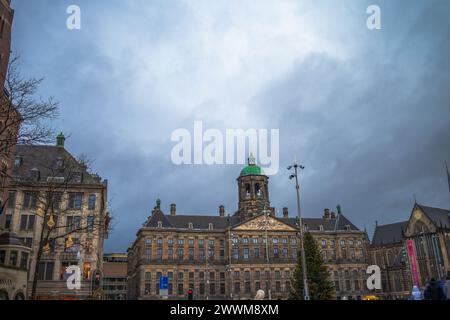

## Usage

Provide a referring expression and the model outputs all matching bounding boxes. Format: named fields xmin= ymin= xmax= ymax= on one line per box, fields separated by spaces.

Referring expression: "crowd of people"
xmin=410 ymin=274 xmax=450 ymax=300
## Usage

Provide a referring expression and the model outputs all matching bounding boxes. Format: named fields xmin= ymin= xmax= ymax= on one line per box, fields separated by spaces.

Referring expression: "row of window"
xmin=3 ymin=213 xmax=96 ymax=233
xmin=321 ymin=239 xmax=364 ymax=248
xmin=0 ymin=250 xmax=29 ymax=270
xmin=144 ymin=280 xmax=291 ymax=296
xmin=322 ymin=247 xmax=364 ymax=260
xmin=144 ymin=269 xmax=292 ymax=283
xmin=6 ymin=191 xmax=97 ymax=211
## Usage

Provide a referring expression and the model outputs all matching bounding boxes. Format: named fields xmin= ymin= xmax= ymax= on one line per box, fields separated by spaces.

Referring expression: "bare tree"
xmin=0 ymin=54 xmax=59 ymax=153
xmin=10 ymin=152 xmax=110 ymax=300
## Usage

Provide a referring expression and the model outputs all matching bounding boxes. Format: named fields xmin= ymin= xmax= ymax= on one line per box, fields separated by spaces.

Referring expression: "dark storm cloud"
xmin=10 ymin=0 xmax=450 ymax=251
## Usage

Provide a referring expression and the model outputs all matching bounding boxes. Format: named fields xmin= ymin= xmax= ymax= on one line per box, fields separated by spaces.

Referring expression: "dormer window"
xmin=345 ymin=225 xmax=351 ymax=231
xmin=188 ymin=222 xmax=193 ymax=229
xmin=303 ymin=224 xmax=308 ymax=232
xmin=30 ymin=168 xmax=40 ymax=181
xmin=157 ymin=221 xmax=163 ymax=228
xmin=319 ymin=225 xmax=324 ymax=231
xmin=208 ymin=223 xmax=213 ymax=230
xmin=72 ymin=172 xmax=82 ymax=183
xmin=56 ymin=157 xmax=64 ymax=168
xmin=14 ymin=156 xmax=23 ymax=167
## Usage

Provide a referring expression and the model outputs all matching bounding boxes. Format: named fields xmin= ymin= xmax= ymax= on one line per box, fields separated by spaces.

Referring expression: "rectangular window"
xmin=4 ymin=215 xmax=12 ymax=230
xmin=273 ymin=247 xmax=279 ymax=258
xmin=210 ymin=283 xmax=216 ymax=295
xmin=68 ymin=193 xmax=83 ymax=209
xmin=145 ymin=248 xmax=152 ymax=262
xmin=253 ymin=247 xmax=259 ymax=259
xmin=23 ymin=192 xmax=38 ymax=209
xmin=177 ymin=248 xmax=184 ymax=260
xmin=9 ymin=250 xmax=18 ymax=266
xmin=275 ymin=281 xmax=281 ymax=292
xmin=234 ymin=282 xmax=240 ymax=294
xmin=189 ymin=248 xmax=194 ymax=260
xmin=87 ymin=215 xmax=94 ymax=233
xmin=322 ymin=250 xmax=327 ymax=260
xmin=20 ymin=215 xmax=35 ymax=231
xmin=145 ymin=284 xmax=151 ymax=295
xmin=7 ymin=191 xmax=16 ymax=208
xmin=243 ymin=248 xmax=249 ymax=259
xmin=20 ymin=252 xmax=29 ymax=269
xmin=66 ymin=216 xmax=81 ymax=232
xmin=88 ymin=194 xmax=96 ymax=210
xmin=168 ymin=248 xmax=173 ymax=260
xmin=245 ymin=282 xmax=251 ymax=293
xmin=199 ymin=283 xmax=205 ymax=295
xmin=37 ymin=261 xmax=54 ymax=280
xmin=220 ymin=283 xmax=225 ymax=295
xmin=0 ymin=250 xmax=5 ymax=264
xmin=157 ymin=247 xmax=163 ymax=260
xmin=178 ymin=284 xmax=184 ymax=295
xmin=233 ymin=248 xmax=239 ymax=260
xmin=198 ymin=239 xmax=204 ymax=247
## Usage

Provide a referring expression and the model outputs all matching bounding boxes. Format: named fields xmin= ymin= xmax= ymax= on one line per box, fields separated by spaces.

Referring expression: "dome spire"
xmin=248 ymin=153 xmax=256 ymax=166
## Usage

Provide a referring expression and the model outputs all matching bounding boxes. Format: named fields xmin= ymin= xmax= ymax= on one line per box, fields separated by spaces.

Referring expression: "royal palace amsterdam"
xmin=127 ymin=156 xmax=371 ymax=300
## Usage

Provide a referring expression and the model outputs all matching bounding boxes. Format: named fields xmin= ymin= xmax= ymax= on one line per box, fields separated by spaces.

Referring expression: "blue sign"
xmin=160 ymin=276 xmax=168 ymax=290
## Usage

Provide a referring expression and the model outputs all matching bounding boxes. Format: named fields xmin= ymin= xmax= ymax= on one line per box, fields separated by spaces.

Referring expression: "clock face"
xmin=413 ymin=210 xmax=421 ymax=220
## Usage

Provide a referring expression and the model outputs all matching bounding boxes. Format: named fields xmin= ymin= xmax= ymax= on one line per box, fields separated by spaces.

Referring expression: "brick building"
xmin=127 ymin=158 xmax=370 ymax=300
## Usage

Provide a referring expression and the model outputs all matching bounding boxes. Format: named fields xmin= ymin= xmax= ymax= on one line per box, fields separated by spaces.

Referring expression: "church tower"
xmin=236 ymin=154 xmax=271 ymax=220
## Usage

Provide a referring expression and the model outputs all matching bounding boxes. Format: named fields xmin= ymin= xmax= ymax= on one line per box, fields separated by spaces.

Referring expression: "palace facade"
xmin=127 ymin=158 xmax=370 ymax=300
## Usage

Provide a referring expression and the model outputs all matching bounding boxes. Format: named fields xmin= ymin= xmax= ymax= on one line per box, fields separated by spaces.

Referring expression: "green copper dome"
xmin=240 ymin=153 xmax=264 ymax=176
xmin=240 ymin=165 xmax=264 ymax=176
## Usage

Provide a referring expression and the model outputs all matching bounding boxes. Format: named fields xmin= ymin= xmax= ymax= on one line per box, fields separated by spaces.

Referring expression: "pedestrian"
xmin=411 ymin=285 xmax=422 ymax=300
xmin=423 ymin=278 xmax=446 ymax=300
xmin=444 ymin=273 xmax=450 ymax=300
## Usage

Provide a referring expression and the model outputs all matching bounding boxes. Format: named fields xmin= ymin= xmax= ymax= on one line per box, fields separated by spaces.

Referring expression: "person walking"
xmin=423 ymin=278 xmax=446 ymax=300
xmin=411 ymin=285 xmax=422 ymax=300
xmin=443 ymin=273 xmax=450 ymax=300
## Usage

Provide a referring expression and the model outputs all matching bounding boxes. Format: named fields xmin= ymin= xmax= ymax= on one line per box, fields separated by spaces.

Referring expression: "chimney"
xmin=282 ymin=207 xmax=289 ymax=218
xmin=170 ymin=203 xmax=176 ymax=216
xmin=323 ymin=208 xmax=330 ymax=219
xmin=219 ymin=205 xmax=225 ymax=217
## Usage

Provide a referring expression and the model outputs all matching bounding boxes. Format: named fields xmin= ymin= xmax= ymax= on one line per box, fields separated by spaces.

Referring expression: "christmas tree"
xmin=290 ymin=232 xmax=335 ymax=300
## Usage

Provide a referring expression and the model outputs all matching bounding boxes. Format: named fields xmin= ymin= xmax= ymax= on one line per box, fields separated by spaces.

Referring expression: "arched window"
xmin=255 ymin=183 xmax=262 ymax=198
xmin=0 ymin=289 xmax=9 ymax=300
xmin=14 ymin=292 xmax=25 ymax=300
xmin=245 ymin=184 xmax=251 ymax=198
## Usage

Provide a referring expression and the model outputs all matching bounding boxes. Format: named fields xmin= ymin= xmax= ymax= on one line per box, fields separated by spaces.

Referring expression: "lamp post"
xmin=288 ymin=162 xmax=310 ymax=300
xmin=262 ymin=205 xmax=272 ymax=300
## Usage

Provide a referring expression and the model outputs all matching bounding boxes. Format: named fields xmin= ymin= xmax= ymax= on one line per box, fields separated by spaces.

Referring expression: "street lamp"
xmin=288 ymin=162 xmax=310 ymax=300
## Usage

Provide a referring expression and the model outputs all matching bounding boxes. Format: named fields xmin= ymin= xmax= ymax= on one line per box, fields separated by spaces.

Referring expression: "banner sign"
xmin=407 ymin=240 xmax=420 ymax=286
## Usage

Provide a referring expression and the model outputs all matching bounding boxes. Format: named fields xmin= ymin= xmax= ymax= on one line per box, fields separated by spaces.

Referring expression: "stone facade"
xmin=127 ymin=160 xmax=370 ymax=300
xmin=2 ymin=136 xmax=109 ymax=299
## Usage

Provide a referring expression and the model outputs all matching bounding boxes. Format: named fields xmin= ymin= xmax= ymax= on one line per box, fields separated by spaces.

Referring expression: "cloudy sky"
xmin=10 ymin=0 xmax=450 ymax=252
